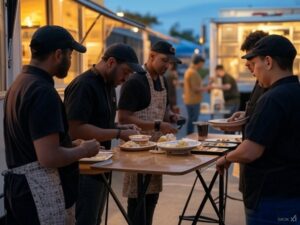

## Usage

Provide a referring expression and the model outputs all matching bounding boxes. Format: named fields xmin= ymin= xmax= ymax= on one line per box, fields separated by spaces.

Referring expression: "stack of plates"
xmin=208 ymin=117 xmax=248 ymax=130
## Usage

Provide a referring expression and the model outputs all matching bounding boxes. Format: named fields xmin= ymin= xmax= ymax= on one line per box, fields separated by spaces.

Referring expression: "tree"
xmin=123 ymin=11 xmax=160 ymax=27
xmin=169 ymin=22 xmax=198 ymax=43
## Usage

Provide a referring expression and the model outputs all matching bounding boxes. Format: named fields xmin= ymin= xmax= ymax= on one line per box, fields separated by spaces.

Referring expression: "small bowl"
xmin=129 ymin=135 xmax=151 ymax=145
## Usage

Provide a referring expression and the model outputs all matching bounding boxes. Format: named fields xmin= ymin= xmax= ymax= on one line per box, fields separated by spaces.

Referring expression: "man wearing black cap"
xmin=3 ymin=25 xmax=100 ymax=225
xmin=216 ymin=35 xmax=300 ymax=224
xmin=64 ymin=43 xmax=142 ymax=225
xmin=118 ymin=40 xmax=181 ymax=225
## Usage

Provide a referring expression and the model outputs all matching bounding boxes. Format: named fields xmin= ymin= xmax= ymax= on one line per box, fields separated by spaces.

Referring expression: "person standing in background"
xmin=183 ymin=55 xmax=210 ymax=134
xmin=64 ymin=43 xmax=142 ymax=225
xmin=3 ymin=25 xmax=100 ymax=225
xmin=215 ymin=64 xmax=240 ymax=118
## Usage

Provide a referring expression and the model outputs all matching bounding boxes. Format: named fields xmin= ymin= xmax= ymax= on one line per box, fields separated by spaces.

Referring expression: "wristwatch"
xmin=154 ymin=120 xmax=161 ymax=132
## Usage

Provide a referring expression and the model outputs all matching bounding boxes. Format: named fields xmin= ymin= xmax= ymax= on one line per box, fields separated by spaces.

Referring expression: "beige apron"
xmin=4 ymin=161 xmax=68 ymax=225
xmin=123 ymin=72 xmax=167 ymax=198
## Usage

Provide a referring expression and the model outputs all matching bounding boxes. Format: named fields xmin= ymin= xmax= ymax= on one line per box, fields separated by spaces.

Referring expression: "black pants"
xmin=75 ymin=174 xmax=108 ymax=225
xmin=4 ymin=173 xmax=40 ymax=225
xmin=127 ymin=193 xmax=159 ymax=225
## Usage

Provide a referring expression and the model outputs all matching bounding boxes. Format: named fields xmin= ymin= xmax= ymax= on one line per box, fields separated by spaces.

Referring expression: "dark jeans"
xmin=245 ymin=197 xmax=300 ymax=225
xmin=127 ymin=193 xmax=159 ymax=225
xmin=186 ymin=104 xmax=200 ymax=134
xmin=75 ymin=174 xmax=108 ymax=225
xmin=4 ymin=173 xmax=40 ymax=225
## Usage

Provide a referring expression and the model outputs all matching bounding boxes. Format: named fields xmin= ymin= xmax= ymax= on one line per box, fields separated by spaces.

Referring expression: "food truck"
xmin=209 ymin=7 xmax=300 ymax=110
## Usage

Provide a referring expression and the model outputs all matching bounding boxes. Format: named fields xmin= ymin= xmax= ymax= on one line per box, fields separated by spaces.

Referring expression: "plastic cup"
xmin=195 ymin=122 xmax=208 ymax=141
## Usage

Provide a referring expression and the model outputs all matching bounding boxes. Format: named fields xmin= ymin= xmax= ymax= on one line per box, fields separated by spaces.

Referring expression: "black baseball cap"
xmin=30 ymin=25 xmax=86 ymax=53
xmin=151 ymin=41 xmax=182 ymax=64
xmin=103 ymin=43 xmax=145 ymax=73
xmin=241 ymin=34 xmax=297 ymax=60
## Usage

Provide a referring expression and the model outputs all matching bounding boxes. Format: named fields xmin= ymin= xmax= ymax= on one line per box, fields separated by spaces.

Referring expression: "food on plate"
xmin=157 ymin=133 xmax=176 ymax=142
xmin=176 ymin=140 xmax=188 ymax=147
xmin=216 ymin=143 xmax=228 ymax=147
xmin=129 ymin=135 xmax=151 ymax=145
xmin=122 ymin=141 xmax=140 ymax=148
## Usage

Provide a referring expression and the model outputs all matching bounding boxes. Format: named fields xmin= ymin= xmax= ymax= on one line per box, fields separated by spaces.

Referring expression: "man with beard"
xmin=3 ymin=25 xmax=100 ymax=225
xmin=64 ymin=43 xmax=142 ymax=225
xmin=118 ymin=41 xmax=180 ymax=225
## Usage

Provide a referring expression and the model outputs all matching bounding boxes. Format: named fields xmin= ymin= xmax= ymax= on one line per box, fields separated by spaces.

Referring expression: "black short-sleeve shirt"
xmin=4 ymin=65 xmax=70 ymax=168
xmin=222 ymin=73 xmax=240 ymax=104
xmin=244 ymin=76 xmax=300 ymax=197
xmin=64 ymin=67 xmax=116 ymax=149
xmin=4 ymin=65 xmax=77 ymax=208
xmin=118 ymin=72 xmax=168 ymax=112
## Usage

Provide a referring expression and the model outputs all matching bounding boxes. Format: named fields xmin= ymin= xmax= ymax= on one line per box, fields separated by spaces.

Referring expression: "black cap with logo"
xmin=241 ymin=34 xmax=297 ymax=60
xmin=103 ymin=43 xmax=145 ymax=73
xmin=151 ymin=41 xmax=182 ymax=64
xmin=30 ymin=25 xmax=86 ymax=53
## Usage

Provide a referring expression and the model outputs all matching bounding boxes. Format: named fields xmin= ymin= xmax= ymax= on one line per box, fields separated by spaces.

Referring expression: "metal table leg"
xmin=179 ymin=169 xmax=226 ymax=225
xmin=100 ymin=173 xmax=132 ymax=225
xmin=104 ymin=172 xmax=112 ymax=225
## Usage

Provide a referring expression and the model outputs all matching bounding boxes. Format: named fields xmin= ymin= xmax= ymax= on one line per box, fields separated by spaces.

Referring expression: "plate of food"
xmin=120 ymin=141 xmax=157 ymax=151
xmin=200 ymin=142 xmax=237 ymax=148
xmin=191 ymin=146 xmax=230 ymax=155
xmin=208 ymin=117 xmax=248 ymax=126
xmin=157 ymin=133 xmax=176 ymax=142
xmin=205 ymin=137 xmax=242 ymax=143
xmin=157 ymin=139 xmax=200 ymax=155
xmin=129 ymin=135 xmax=151 ymax=144
xmin=80 ymin=152 xmax=113 ymax=163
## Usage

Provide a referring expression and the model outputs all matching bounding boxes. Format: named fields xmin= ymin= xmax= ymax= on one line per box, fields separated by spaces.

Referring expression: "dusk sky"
xmin=105 ymin=0 xmax=300 ymax=35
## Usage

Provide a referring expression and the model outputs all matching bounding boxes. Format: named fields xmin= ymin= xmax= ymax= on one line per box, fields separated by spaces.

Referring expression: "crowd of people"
xmin=2 ymin=24 xmax=300 ymax=225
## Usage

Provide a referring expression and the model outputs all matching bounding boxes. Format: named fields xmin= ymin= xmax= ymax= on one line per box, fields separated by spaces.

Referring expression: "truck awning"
xmin=74 ymin=0 xmax=145 ymax=29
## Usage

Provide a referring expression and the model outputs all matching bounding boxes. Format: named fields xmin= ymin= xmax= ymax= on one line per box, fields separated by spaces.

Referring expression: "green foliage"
xmin=123 ymin=11 xmax=160 ymax=27
xmin=169 ymin=22 xmax=198 ymax=43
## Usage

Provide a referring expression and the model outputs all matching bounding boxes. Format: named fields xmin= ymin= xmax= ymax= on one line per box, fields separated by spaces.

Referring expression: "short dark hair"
xmin=262 ymin=56 xmax=294 ymax=71
xmin=192 ymin=55 xmax=205 ymax=64
xmin=215 ymin=64 xmax=224 ymax=70
xmin=241 ymin=30 xmax=269 ymax=51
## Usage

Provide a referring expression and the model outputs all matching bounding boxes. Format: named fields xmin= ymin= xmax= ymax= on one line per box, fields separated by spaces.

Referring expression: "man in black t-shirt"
xmin=215 ymin=64 xmax=240 ymax=118
xmin=64 ymin=43 xmax=142 ymax=225
xmin=118 ymin=41 xmax=181 ymax=225
xmin=3 ymin=25 xmax=99 ymax=225
xmin=216 ymin=35 xmax=300 ymax=224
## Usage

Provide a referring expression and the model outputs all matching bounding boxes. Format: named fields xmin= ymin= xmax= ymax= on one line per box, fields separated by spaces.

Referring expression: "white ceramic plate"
xmin=205 ymin=138 xmax=242 ymax=143
xmin=208 ymin=117 xmax=248 ymax=127
xmin=200 ymin=142 xmax=237 ymax=148
xmin=157 ymin=139 xmax=200 ymax=151
xmin=80 ymin=152 xmax=113 ymax=163
xmin=129 ymin=135 xmax=151 ymax=142
xmin=120 ymin=141 xmax=157 ymax=151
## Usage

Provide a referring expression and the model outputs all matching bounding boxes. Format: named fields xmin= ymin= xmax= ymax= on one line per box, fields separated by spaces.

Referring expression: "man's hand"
xmin=120 ymin=129 xmax=140 ymax=141
xmin=79 ymin=139 xmax=101 ymax=158
xmin=227 ymin=111 xmax=246 ymax=122
xmin=216 ymin=155 xmax=231 ymax=175
xmin=160 ymin=122 xmax=177 ymax=134
xmin=117 ymin=124 xmax=141 ymax=131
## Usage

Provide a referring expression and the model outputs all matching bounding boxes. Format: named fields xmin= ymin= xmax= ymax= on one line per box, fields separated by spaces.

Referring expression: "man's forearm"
xmin=69 ymin=123 xmax=118 ymax=142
